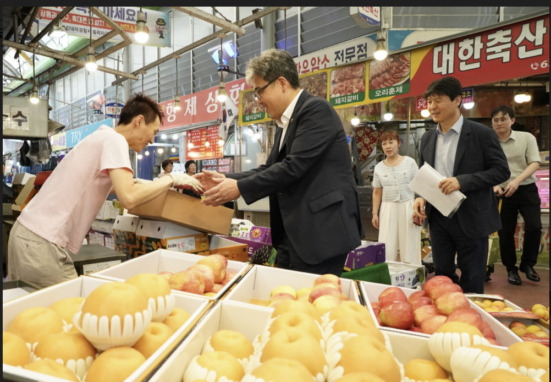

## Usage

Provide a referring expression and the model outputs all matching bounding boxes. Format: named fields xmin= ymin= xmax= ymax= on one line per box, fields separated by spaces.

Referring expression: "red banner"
xmin=406 ymin=15 xmax=549 ymax=99
xmin=160 ymin=78 xmax=250 ymax=131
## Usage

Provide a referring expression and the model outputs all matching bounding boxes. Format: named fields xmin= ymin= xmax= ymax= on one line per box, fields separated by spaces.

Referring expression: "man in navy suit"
xmin=198 ymin=48 xmax=363 ymax=276
xmin=413 ymin=77 xmax=510 ymax=293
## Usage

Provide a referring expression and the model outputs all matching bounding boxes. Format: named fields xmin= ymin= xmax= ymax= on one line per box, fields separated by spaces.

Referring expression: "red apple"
xmin=480 ymin=320 xmax=496 ymax=340
xmin=410 ymin=297 xmax=433 ymax=310
xmin=435 ymin=291 xmax=470 ymax=315
xmin=378 ymin=286 xmax=408 ymax=308
xmin=445 ymin=307 xmax=484 ymax=332
xmin=308 ymin=286 xmax=342 ymax=303
xmin=407 ymin=290 xmax=428 ymax=305
xmin=423 ymin=275 xmax=454 ymax=295
xmin=413 ymin=304 xmax=438 ymax=326
xmin=420 ymin=314 xmax=447 ymax=334
xmin=429 ymin=283 xmax=463 ymax=301
xmin=221 ymin=271 xmax=236 ymax=286
xmin=379 ymin=301 xmax=414 ymax=330
xmin=313 ymin=274 xmax=341 ymax=288
xmin=196 ymin=254 xmax=227 ymax=283
xmin=189 ymin=264 xmax=215 ymax=293
xmin=168 ymin=269 xmax=205 ymax=294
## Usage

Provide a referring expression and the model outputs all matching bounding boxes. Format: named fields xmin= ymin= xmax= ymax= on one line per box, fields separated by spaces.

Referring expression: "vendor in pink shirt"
xmin=7 ymin=93 xmax=203 ymax=289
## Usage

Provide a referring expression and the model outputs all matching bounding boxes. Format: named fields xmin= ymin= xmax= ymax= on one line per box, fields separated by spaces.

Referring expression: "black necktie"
xmin=274 ymin=127 xmax=283 ymax=152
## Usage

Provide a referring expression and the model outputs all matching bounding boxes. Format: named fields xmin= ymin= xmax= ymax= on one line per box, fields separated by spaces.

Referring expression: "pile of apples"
xmin=531 ymin=303 xmax=550 ymax=323
xmin=372 ymin=275 xmax=499 ymax=345
xmin=265 ymin=274 xmax=349 ymax=314
xmin=508 ymin=320 xmax=549 ymax=342
xmin=158 ymin=254 xmax=236 ymax=296
xmin=472 ymin=298 xmax=514 ymax=313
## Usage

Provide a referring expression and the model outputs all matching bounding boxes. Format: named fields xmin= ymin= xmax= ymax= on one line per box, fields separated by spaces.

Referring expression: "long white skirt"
xmin=378 ymin=199 xmax=421 ymax=265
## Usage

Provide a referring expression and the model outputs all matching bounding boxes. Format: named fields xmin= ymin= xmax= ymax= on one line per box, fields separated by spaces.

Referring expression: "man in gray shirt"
xmin=491 ymin=105 xmax=541 ymax=285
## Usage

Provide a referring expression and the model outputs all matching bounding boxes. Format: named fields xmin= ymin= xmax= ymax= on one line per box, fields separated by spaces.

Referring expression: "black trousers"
xmin=429 ymin=210 xmax=488 ymax=294
xmin=498 ymin=183 xmax=542 ymax=271
xmin=274 ymin=234 xmax=348 ymax=276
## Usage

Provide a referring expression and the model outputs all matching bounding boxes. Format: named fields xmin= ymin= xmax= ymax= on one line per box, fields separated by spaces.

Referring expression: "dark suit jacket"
xmin=419 ymin=117 xmax=510 ymax=239
xmin=228 ymin=91 xmax=363 ymax=264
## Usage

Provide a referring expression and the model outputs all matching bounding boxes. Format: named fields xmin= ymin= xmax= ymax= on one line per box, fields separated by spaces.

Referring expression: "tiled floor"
xmin=484 ymin=263 xmax=549 ymax=310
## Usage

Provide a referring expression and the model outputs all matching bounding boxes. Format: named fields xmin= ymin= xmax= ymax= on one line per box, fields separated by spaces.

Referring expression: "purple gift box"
xmin=248 ymin=226 xmax=272 ymax=244
xmin=344 ymin=241 xmax=386 ymax=270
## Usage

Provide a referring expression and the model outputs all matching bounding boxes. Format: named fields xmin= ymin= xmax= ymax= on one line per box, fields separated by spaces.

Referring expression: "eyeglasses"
xmin=253 ymin=78 xmax=277 ymax=101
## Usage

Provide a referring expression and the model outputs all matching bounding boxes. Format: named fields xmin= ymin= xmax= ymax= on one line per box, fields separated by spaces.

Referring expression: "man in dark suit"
xmin=413 ymin=76 xmax=510 ymax=293
xmin=198 ymin=48 xmax=363 ymax=276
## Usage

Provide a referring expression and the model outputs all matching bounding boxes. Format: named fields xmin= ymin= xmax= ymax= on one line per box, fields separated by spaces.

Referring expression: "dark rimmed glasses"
xmin=253 ymin=78 xmax=277 ymax=101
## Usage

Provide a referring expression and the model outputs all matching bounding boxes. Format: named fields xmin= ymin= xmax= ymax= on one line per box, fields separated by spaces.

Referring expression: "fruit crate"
xmin=466 ymin=294 xmax=549 ymax=346
xmin=148 ymin=300 xmax=438 ymax=382
xmin=89 ymin=249 xmax=251 ymax=300
xmin=358 ymin=281 xmax=522 ymax=346
xmin=223 ymin=264 xmax=362 ymax=306
xmin=3 ymin=276 xmax=210 ymax=382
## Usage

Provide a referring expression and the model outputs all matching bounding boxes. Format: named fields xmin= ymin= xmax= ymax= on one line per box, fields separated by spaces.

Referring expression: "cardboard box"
xmin=149 ymin=301 xmax=276 ymax=382
xmin=90 ymin=249 xmax=250 ymax=300
xmin=224 ymin=264 xmax=363 ymax=305
xmin=128 ymin=189 xmax=234 ymax=235
xmin=95 ymin=200 xmax=120 ymax=220
xmin=136 ymin=219 xmax=209 ymax=255
xmin=2 ymin=276 xmax=210 ymax=382
xmin=387 ymin=261 xmax=425 ymax=289
xmin=150 ymin=302 xmax=435 ymax=382
xmin=112 ymin=214 xmax=141 ymax=258
xmin=195 ymin=235 xmax=249 ymax=262
xmin=358 ymin=280 xmax=522 ymax=346
xmin=221 ymin=235 xmax=275 ymax=265
xmin=12 ymin=172 xmax=35 ymax=186
xmin=344 ymin=240 xmax=385 ymax=271
xmin=229 ymin=218 xmax=254 ymax=238
xmin=13 ymin=175 xmax=36 ymax=206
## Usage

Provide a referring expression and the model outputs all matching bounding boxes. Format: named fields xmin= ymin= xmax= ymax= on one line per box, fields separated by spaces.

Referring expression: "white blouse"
xmin=372 ymin=156 xmax=418 ymax=203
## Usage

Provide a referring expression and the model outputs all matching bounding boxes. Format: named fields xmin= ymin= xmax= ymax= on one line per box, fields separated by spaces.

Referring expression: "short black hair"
xmin=425 ymin=76 xmax=463 ymax=107
xmin=184 ymin=160 xmax=196 ymax=171
xmin=118 ymin=92 xmax=165 ymax=126
xmin=491 ymin=105 xmax=515 ymax=119
xmin=161 ymin=159 xmax=173 ymax=170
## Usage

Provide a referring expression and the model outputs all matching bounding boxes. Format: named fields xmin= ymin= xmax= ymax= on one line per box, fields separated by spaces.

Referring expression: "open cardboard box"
xmin=223 ymin=264 xmax=363 ymax=305
xmin=3 ymin=276 xmax=210 ymax=382
xmin=358 ymin=280 xmax=522 ymax=346
xmin=89 ymin=249 xmax=251 ymax=300
xmin=128 ymin=189 xmax=234 ymax=235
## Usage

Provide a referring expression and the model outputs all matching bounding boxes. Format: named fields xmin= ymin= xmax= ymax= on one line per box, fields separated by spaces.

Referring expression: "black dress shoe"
xmin=520 ymin=265 xmax=540 ymax=282
xmin=507 ymin=269 xmax=522 ymax=285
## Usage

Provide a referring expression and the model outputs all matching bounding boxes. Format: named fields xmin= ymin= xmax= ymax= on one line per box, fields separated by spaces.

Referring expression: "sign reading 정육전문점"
xmin=186 ymin=125 xmax=223 ymax=161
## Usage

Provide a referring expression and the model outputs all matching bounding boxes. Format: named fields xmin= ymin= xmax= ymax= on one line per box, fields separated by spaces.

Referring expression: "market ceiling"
xmin=2 ymin=6 xmax=286 ymax=97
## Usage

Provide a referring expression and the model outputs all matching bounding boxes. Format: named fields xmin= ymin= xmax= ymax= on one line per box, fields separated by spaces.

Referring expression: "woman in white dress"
xmin=372 ymin=130 xmax=421 ymax=265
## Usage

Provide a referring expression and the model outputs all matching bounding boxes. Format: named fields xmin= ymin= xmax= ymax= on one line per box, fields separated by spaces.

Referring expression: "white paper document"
xmin=409 ymin=163 xmax=466 ymax=218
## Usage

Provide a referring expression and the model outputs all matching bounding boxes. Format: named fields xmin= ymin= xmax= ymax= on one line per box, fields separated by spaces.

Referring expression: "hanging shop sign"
xmin=403 ymin=14 xmax=549 ymax=101
xmin=50 ymin=118 xmax=114 ymax=150
xmin=38 ymin=7 xmax=171 ymax=47
xmin=238 ymin=89 xmax=271 ymax=125
xmin=105 ymin=102 xmax=124 ymax=118
xmin=238 ymin=13 xmax=548 ymax=123
xmin=329 ymin=62 xmax=367 ymax=106
xmin=185 ymin=125 xmax=224 ymax=161
xmin=160 ymin=78 xmax=249 ymax=131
